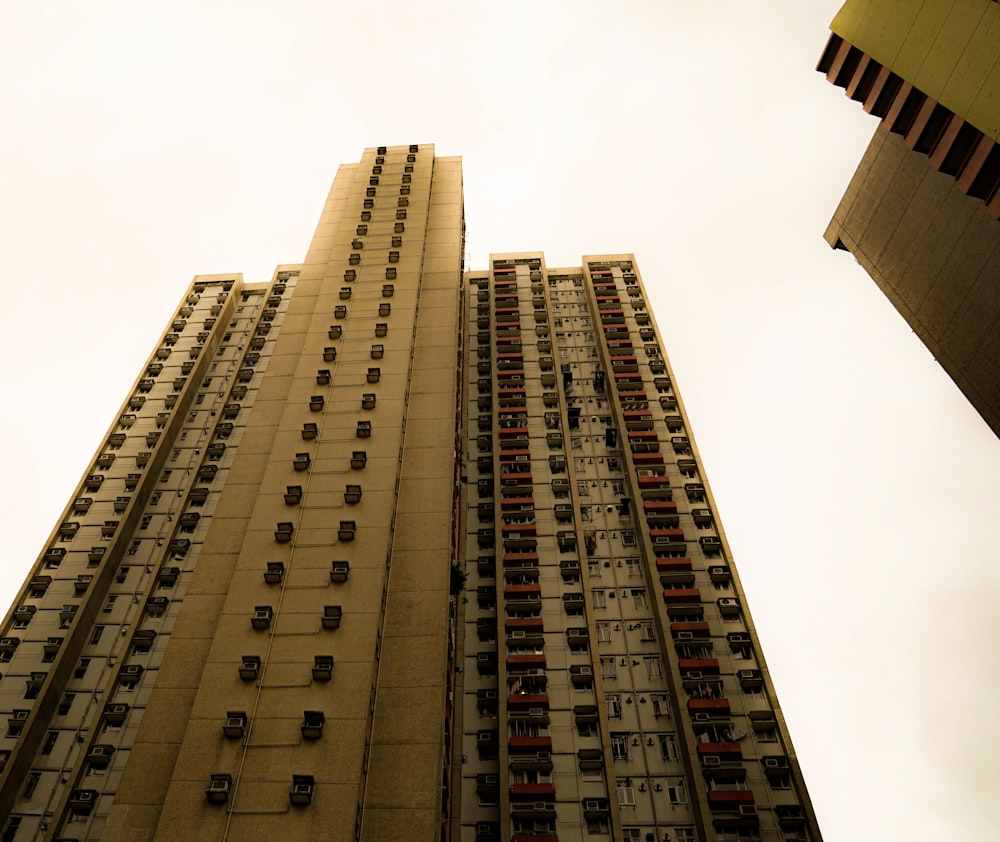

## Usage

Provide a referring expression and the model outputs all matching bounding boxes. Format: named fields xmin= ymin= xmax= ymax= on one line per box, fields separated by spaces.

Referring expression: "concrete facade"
xmin=819 ymin=0 xmax=1000 ymax=435
xmin=0 ymin=149 xmax=821 ymax=842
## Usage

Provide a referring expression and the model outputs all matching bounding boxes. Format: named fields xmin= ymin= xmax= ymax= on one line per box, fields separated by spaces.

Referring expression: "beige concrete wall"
xmin=826 ymin=125 xmax=1000 ymax=436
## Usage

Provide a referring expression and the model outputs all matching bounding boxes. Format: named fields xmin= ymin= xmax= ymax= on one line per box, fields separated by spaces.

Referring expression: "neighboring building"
xmin=0 ymin=147 xmax=821 ymax=841
xmin=818 ymin=0 xmax=1000 ymax=436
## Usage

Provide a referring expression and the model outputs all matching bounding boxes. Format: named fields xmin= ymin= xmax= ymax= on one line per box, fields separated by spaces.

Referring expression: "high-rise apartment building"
xmin=0 ymin=146 xmax=821 ymax=842
xmin=817 ymin=0 xmax=1000 ymax=436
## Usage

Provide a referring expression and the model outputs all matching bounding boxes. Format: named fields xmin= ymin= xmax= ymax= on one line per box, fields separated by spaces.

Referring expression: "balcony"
xmin=707 ymin=790 xmax=756 ymax=810
xmin=678 ymin=658 xmax=720 ymax=675
xmin=507 ymin=693 xmax=550 ymax=711
xmin=688 ymin=698 xmax=731 ymax=716
xmin=504 ymin=584 xmax=542 ymax=605
xmin=697 ymin=742 xmax=742 ymax=760
xmin=509 ymin=736 xmax=552 ymax=754
xmin=656 ymin=556 xmax=692 ymax=573
xmin=507 ymin=653 xmax=546 ymax=670
xmin=510 ymin=783 xmax=556 ymax=800
xmin=670 ymin=621 xmax=710 ymax=639
xmin=661 ymin=586 xmax=701 ymax=605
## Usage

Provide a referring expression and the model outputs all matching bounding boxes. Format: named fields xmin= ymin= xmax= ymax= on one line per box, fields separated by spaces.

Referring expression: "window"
xmin=630 ymin=589 xmax=648 ymax=608
xmin=600 ymin=656 xmax=616 ymax=680
xmin=90 ymin=626 xmax=104 ymax=645
xmin=674 ymin=829 xmax=697 ymax=842
xmin=58 ymin=694 xmax=75 ymax=716
xmin=651 ymin=693 xmax=671 ymax=717
xmin=659 ymin=733 xmax=678 ymax=760
xmin=576 ymin=480 xmax=590 ymax=496
xmin=591 ymin=589 xmax=606 ymax=609
xmin=103 ymin=596 xmax=117 ymax=614
xmin=666 ymin=778 xmax=687 ymax=805
xmin=596 ymin=622 xmax=611 ymax=643
xmin=645 ymin=656 xmax=663 ymax=679
xmin=605 ymin=693 xmax=622 ymax=718
xmin=75 ymin=659 xmax=90 ymax=678
xmin=41 ymin=731 xmax=58 ymax=755
xmin=611 ymin=733 xmax=629 ymax=760
xmin=23 ymin=772 xmax=40 ymax=799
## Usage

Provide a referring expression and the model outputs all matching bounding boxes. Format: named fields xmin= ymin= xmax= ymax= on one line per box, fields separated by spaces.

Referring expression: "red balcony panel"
xmin=498 ymin=369 xmax=526 ymax=379
xmin=501 ymin=496 xmax=534 ymax=509
xmin=656 ymin=557 xmax=693 ymax=572
xmin=507 ymin=654 xmax=546 ymax=668
xmin=498 ymin=388 xmax=527 ymax=398
xmin=662 ymin=588 xmax=701 ymax=604
xmin=679 ymin=658 xmax=720 ymax=675
xmin=503 ymin=552 xmax=540 ymax=568
xmin=500 ymin=472 xmax=533 ymax=483
xmin=638 ymin=476 xmax=670 ymax=488
xmin=505 ymin=617 xmax=544 ymax=632
xmin=510 ymin=783 xmax=556 ymax=800
xmin=613 ymin=356 xmax=639 ymax=365
xmin=509 ymin=736 xmax=552 ymax=753
xmin=707 ymin=790 xmax=756 ymax=808
xmin=644 ymin=501 xmax=678 ymax=514
xmin=623 ymin=409 xmax=652 ymax=419
xmin=670 ymin=621 xmax=710 ymax=637
xmin=499 ymin=406 xmax=528 ymax=416
xmin=500 ymin=450 xmax=532 ymax=461
xmin=497 ymin=351 xmax=524 ymax=360
xmin=508 ymin=693 xmax=550 ymax=710
xmin=697 ymin=742 xmax=743 ymax=758
xmin=601 ymin=309 xmax=625 ymax=317
xmin=511 ymin=835 xmax=558 ymax=842
xmin=632 ymin=454 xmax=664 ymax=466
xmin=499 ymin=427 xmax=529 ymax=439
xmin=688 ymin=698 xmax=731 ymax=715
xmin=628 ymin=430 xmax=659 ymax=441
xmin=505 ymin=584 xmax=542 ymax=597
xmin=616 ymin=373 xmax=643 ymax=383
xmin=502 ymin=524 xmax=537 ymax=536
xmin=650 ymin=528 xmax=685 ymax=540
xmin=617 ymin=390 xmax=647 ymax=400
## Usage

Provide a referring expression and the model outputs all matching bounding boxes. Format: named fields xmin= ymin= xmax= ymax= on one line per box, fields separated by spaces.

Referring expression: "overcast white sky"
xmin=2 ymin=3 xmax=999 ymax=840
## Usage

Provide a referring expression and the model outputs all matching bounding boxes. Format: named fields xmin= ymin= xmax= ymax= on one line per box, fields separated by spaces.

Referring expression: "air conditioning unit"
xmin=703 ymin=756 xmax=721 ymax=767
xmin=763 ymin=757 xmax=787 ymax=768
xmin=686 ymin=671 xmax=702 ymax=680
xmin=577 ymin=666 xmax=593 ymax=675
xmin=719 ymin=599 xmax=738 ymax=607
xmin=536 ymin=751 xmax=551 ymax=761
xmin=677 ymin=632 xmax=694 ymax=640
xmin=483 ymin=774 xmax=498 ymax=784
xmin=739 ymin=805 xmax=758 ymax=816
xmin=208 ymin=780 xmax=230 ymax=793
xmin=510 ymin=631 xmax=526 ymax=639
xmin=694 ymin=713 xmax=710 ymax=722
xmin=583 ymin=799 xmax=603 ymax=810
xmin=528 ymin=708 xmax=545 ymax=717
xmin=121 ymin=665 xmax=142 ymax=676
